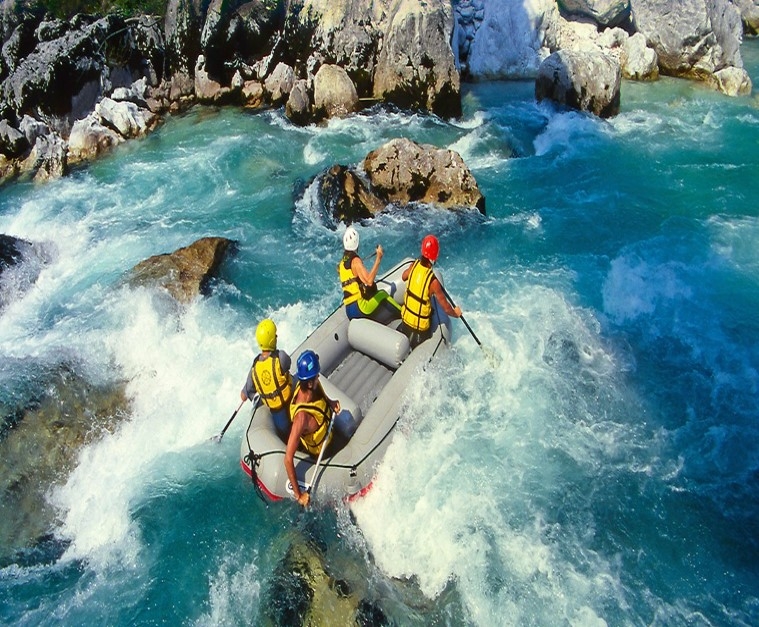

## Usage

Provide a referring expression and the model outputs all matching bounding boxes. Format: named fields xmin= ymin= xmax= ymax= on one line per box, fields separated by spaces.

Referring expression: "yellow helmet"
xmin=255 ymin=319 xmax=277 ymax=351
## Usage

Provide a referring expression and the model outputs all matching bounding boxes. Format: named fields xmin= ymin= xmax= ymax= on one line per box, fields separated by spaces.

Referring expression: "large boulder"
xmin=363 ymin=137 xmax=485 ymax=213
xmin=313 ymin=64 xmax=358 ymax=119
xmin=127 ymin=236 xmax=235 ymax=304
xmin=535 ymin=49 xmax=621 ymax=118
xmin=557 ymin=0 xmax=631 ymax=27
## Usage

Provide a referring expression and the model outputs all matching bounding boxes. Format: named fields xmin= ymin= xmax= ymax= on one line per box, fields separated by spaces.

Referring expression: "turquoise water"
xmin=1 ymin=40 xmax=759 ymax=625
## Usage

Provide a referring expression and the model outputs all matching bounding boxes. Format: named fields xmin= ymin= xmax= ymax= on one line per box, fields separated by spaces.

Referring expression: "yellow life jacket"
xmin=402 ymin=259 xmax=435 ymax=332
xmin=289 ymin=383 xmax=333 ymax=456
xmin=338 ymin=253 xmax=361 ymax=306
xmin=252 ymin=351 xmax=293 ymax=412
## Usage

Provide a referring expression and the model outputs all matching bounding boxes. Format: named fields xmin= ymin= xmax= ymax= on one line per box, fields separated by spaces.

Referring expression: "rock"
xmin=535 ymin=49 xmax=621 ymax=118
xmin=0 ymin=14 xmax=163 ymax=133
xmin=733 ymin=0 xmax=759 ymax=34
xmin=164 ymin=0 xmax=203 ymax=75
xmin=629 ymin=0 xmax=743 ymax=79
xmin=313 ymin=64 xmax=358 ymax=119
xmin=363 ymin=137 xmax=486 ymax=212
xmin=127 ymin=236 xmax=236 ymax=304
xmin=264 ymin=537 xmax=389 ymax=626
xmin=710 ymin=65 xmax=753 ymax=95
xmin=263 ymin=61 xmax=295 ymax=104
xmin=285 ymin=78 xmax=311 ymax=124
xmin=0 ymin=118 xmax=28 ymax=157
xmin=241 ymin=79 xmax=265 ymax=108
xmin=194 ymin=55 xmax=234 ymax=104
xmin=318 ymin=165 xmax=386 ymax=224
xmin=95 ymin=97 xmax=157 ymax=139
xmin=372 ymin=0 xmax=461 ymax=118
xmin=67 ymin=114 xmax=123 ymax=165
xmin=0 ymin=365 xmax=130 ymax=562
xmin=557 ymin=0 xmax=631 ymax=27
xmin=621 ymin=31 xmax=659 ymax=80
xmin=20 ymin=131 xmax=67 ymax=181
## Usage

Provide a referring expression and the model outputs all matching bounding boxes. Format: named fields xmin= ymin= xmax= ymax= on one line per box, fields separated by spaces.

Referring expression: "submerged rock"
xmin=0 ymin=365 xmax=130 ymax=563
xmin=0 ymin=234 xmax=52 ymax=310
xmin=127 ymin=236 xmax=236 ymax=304
xmin=263 ymin=536 xmax=389 ymax=626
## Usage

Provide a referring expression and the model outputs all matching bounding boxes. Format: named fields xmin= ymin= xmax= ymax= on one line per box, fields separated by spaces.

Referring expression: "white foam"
xmin=194 ymin=555 xmax=261 ymax=627
xmin=351 ymin=285 xmax=638 ymax=625
xmin=602 ymin=254 xmax=692 ymax=324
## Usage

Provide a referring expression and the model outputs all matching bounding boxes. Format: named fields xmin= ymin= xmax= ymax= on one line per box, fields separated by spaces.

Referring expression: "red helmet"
xmin=421 ymin=234 xmax=439 ymax=262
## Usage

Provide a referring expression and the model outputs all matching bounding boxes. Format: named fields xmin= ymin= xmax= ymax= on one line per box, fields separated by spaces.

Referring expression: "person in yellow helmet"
xmin=241 ymin=319 xmax=293 ymax=439
xmin=400 ymin=234 xmax=462 ymax=348
xmin=338 ymin=225 xmax=401 ymax=325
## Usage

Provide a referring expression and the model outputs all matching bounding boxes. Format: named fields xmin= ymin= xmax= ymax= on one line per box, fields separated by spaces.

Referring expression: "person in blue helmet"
xmin=285 ymin=350 xmax=341 ymax=507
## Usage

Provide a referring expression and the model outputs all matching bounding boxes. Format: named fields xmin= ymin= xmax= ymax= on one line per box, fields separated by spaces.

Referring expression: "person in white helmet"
xmin=337 ymin=226 xmax=401 ymax=325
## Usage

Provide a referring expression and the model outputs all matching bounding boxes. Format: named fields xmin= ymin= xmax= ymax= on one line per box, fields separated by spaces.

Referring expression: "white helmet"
xmin=343 ymin=226 xmax=359 ymax=252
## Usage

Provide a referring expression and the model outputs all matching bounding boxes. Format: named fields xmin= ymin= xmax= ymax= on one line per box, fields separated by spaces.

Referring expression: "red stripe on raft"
xmin=239 ymin=459 xmax=283 ymax=501
xmin=345 ymin=481 xmax=374 ymax=502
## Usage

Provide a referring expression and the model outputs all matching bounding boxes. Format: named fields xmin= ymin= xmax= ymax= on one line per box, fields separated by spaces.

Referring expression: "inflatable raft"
xmin=240 ymin=257 xmax=452 ymax=503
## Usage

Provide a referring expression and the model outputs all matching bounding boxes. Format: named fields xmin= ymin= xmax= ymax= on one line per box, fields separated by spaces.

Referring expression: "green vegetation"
xmin=32 ymin=0 xmax=166 ymax=19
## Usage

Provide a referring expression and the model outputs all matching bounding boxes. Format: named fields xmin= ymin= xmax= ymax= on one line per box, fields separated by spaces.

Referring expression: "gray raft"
xmin=239 ymin=257 xmax=452 ymax=503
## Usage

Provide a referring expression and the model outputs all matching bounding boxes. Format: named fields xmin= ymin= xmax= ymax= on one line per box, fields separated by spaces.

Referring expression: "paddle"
xmin=304 ymin=410 xmax=337 ymax=503
xmin=438 ymin=282 xmax=500 ymax=366
xmin=212 ymin=395 xmax=257 ymax=442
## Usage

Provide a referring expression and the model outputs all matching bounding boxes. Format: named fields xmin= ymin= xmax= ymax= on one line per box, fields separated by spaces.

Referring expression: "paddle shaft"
xmin=217 ymin=398 xmax=246 ymax=442
xmin=438 ymin=282 xmax=483 ymax=348
xmin=306 ymin=413 xmax=336 ymax=496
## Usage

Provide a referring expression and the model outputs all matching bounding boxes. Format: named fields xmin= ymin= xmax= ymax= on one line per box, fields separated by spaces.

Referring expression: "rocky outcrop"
xmin=535 ymin=49 xmax=621 ymax=117
xmin=629 ymin=0 xmax=751 ymax=93
xmin=127 ymin=236 xmax=235 ymax=304
xmin=372 ymin=0 xmax=461 ymax=118
xmin=0 ymin=12 xmax=165 ymax=180
xmin=311 ymin=138 xmax=485 ymax=224
xmin=455 ymin=0 xmax=751 ymax=98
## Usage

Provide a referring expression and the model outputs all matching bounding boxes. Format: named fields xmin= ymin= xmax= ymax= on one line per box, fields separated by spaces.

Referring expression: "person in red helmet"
xmin=400 ymin=234 xmax=462 ymax=347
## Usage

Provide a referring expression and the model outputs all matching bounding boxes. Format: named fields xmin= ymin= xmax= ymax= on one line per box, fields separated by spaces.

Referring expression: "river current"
xmin=1 ymin=41 xmax=758 ymax=626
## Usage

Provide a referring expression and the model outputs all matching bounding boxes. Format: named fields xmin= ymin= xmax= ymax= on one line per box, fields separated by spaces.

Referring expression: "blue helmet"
xmin=297 ymin=350 xmax=320 ymax=381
